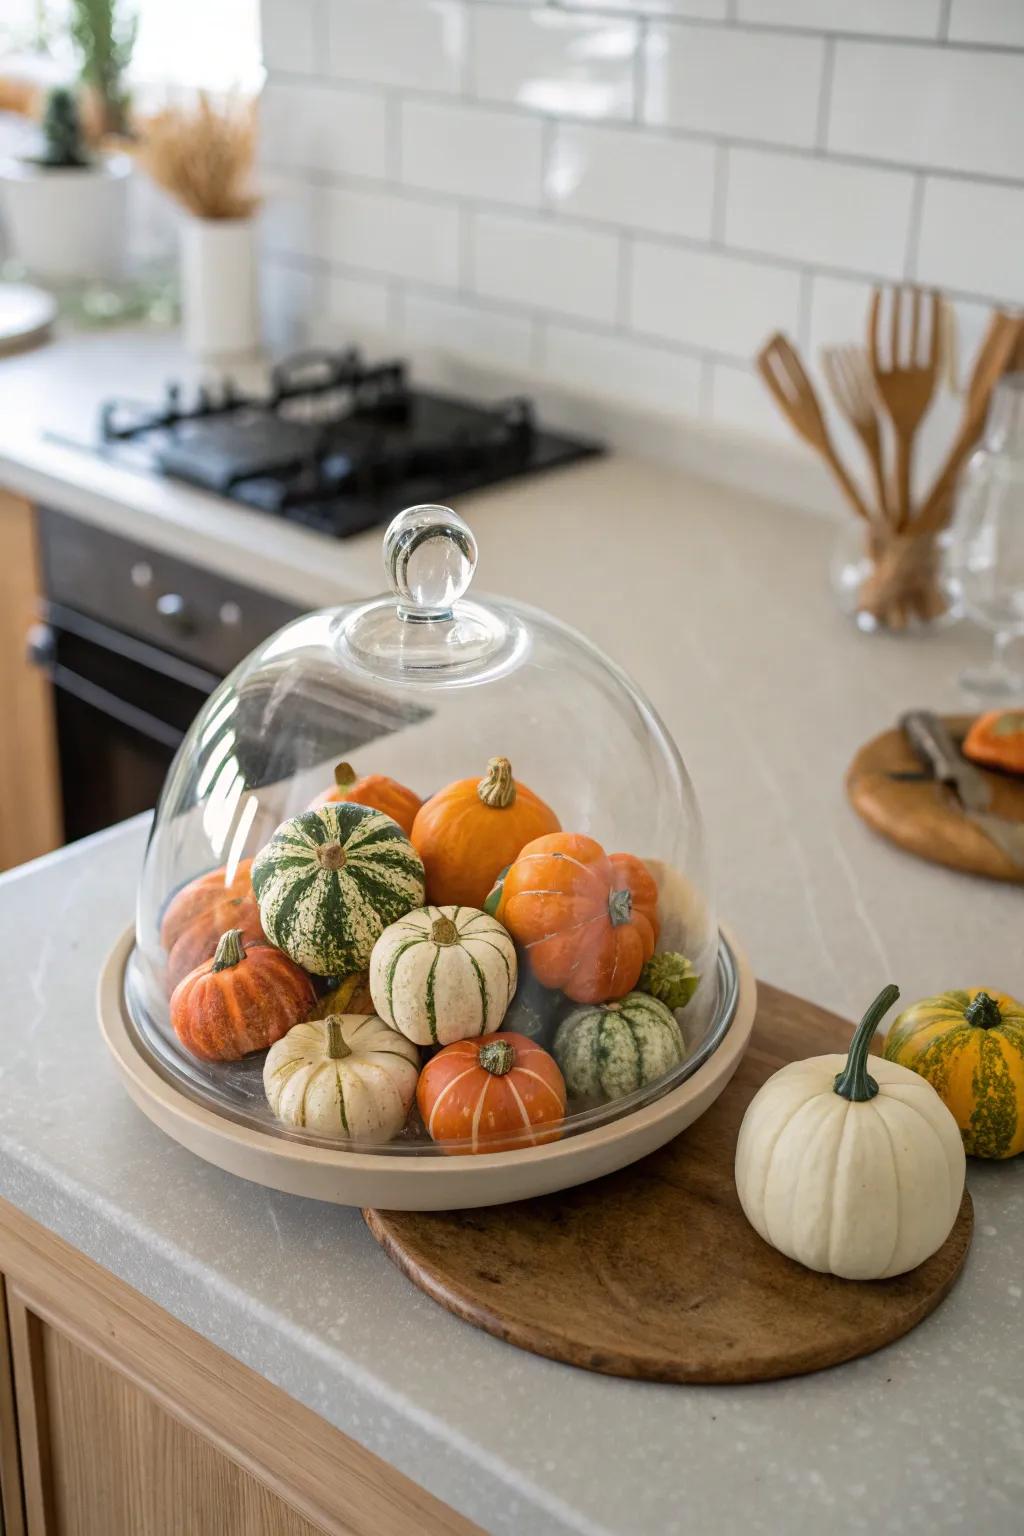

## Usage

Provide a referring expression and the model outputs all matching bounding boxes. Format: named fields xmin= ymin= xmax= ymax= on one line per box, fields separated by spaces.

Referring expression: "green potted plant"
xmin=0 ymin=83 xmax=131 ymax=284
xmin=70 ymin=0 xmax=137 ymax=140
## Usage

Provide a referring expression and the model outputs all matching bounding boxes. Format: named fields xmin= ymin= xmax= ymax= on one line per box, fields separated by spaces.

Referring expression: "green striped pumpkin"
xmin=252 ymin=803 xmax=425 ymax=977
xmin=553 ymin=991 xmax=686 ymax=1103
xmin=884 ymin=988 xmax=1024 ymax=1159
xmin=369 ymin=905 xmax=516 ymax=1046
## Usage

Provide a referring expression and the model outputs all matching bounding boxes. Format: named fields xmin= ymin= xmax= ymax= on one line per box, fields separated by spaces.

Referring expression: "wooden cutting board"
xmin=364 ymin=983 xmax=973 ymax=1384
xmin=847 ymin=714 xmax=1024 ymax=883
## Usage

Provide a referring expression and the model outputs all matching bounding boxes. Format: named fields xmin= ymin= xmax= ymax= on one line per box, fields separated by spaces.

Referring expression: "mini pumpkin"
xmin=310 ymin=761 xmax=423 ymax=834
xmin=553 ymin=991 xmax=686 ymax=1102
xmin=370 ymin=905 xmax=516 ymax=1045
xmin=264 ymin=1014 xmax=419 ymax=1143
xmin=884 ymin=988 xmax=1024 ymax=1159
xmin=962 ymin=710 xmax=1024 ymax=776
xmin=496 ymin=832 xmax=659 ymax=1004
xmin=166 ymin=892 xmax=264 ymax=994
xmin=252 ymin=803 xmax=425 ymax=976
xmin=735 ymin=985 xmax=966 ymax=1279
xmin=411 ymin=756 xmax=559 ymax=909
xmin=417 ymin=1032 xmax=566 ymax=1154
xmin=160 ymin=858 xmax=253 ymax=951
xmin=170 ymin=928 xmax=315 ymax=1063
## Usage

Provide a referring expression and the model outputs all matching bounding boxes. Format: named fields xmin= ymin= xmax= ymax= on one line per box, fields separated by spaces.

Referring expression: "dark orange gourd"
xmin=411 ymin=756 xmax=559 ymax=908
xmin=497 ymin=832 xmax=659 ymax=1004
xmin=160 ymin=859 xmax=254 ymax=951
xmin=170 ymin=929 xmax=315 ymax=1062
xmin=416 ymin=1032 xmax=566 ymax=1153
xmin=962 ymin=710 xmax=1024 ymax=776
xmin=165 ymin=889 xmax=264 ymax=995
xmin=310 ymin=761 xmax=422 ymax=835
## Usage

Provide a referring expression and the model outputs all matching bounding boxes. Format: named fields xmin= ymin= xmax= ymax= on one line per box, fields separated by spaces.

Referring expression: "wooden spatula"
xmin=821 ymin=344 xmax=889 ymax=520
xmin=868 ymin=286 xmax=942 ymax=531
xmin=756 ymin=333 xmax=871 ymax=522
xmin=916 ymin=309 xmax=1024 ymax=535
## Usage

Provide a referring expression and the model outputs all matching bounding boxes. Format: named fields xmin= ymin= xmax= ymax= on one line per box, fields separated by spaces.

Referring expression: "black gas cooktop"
xmin=96 ymin=348 xmax=602 ymax=538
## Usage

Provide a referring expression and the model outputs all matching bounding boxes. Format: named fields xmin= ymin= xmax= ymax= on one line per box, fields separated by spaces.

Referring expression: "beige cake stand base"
xmin=98 ymin=925 xmax=757 ymax=1211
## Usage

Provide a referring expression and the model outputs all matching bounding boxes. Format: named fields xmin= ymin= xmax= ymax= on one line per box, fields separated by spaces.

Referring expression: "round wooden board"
xmin=847 ymin=713 xmax=1024 ymax=883
xmin=364 ymin=982 xmax=973 ymax=1384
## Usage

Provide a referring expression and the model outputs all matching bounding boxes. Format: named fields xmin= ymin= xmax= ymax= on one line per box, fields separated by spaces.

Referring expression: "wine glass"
xmin=950 ymin=373 xmax=1024 ymax=697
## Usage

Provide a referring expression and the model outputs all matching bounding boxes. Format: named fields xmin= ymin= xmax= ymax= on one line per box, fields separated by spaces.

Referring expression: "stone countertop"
xmin=2 ymin=820 xmax=1023 ymax=1536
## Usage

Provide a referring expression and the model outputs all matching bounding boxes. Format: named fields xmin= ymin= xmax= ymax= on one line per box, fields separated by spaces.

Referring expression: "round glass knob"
xmin=383 ymin=504 xmax=477 ymax=620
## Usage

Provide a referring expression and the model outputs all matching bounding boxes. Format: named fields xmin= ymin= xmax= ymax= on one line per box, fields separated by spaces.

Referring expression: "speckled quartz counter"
xmin=1 ymin=820 xmax=1022 ymax=1536
xmin=1 ymin=326 xmax=1023 ymax=1533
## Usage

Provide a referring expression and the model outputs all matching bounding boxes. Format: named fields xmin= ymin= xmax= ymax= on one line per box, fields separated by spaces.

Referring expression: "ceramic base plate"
xmin=98 ymin=925 xmax=757 ymax=1211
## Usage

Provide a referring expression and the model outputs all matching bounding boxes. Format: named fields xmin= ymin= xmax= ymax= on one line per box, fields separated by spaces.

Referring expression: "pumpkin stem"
xmin=431 ymin=915 xmax=460 ymax=946
xmin=965 ymin=991 xmax=1002 ymax=1030
xmin=333 ymin=762 xmax=357 ymax=791
xmin=212 ymin=928 xmax=246 ymax=971
xmin=608 ymin=887 xmax=633 ymax=927
xmin=833 ymin=984 xmax=900 ymax=1103
xmin=325 ymin=1016 xmax=351 ymax=1060
xmin=478 ymin=1038 xmax=515 ymax=1076
xmin=477 ymin=757 xmax=516 ymax=809
xmin=317 ymin=842 xmax=347 ymax=871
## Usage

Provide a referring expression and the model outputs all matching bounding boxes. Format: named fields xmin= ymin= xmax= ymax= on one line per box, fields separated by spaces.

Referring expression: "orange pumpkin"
xmin=497 ymin=833 xmax=659 ymax=1004
xmin=963 ymin=710 xmax=1024 ymax=776
xmin=160 ymin=859 xmax=254 ymax=952
xmin=416 ymin=1032 xmax=566 ymax=1153
xmin=166 ymin=890 xmax=264 ymax=994
xmin=310 ymin=762 xmax=422 ymax=835
xmin=170 ymin=928 xmax=315 ymax=1062
xmin=411 ymin=756 xmax=559 ymax=908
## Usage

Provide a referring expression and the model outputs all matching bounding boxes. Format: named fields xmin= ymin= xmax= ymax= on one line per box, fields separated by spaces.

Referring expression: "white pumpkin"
xmin=735 ymin=985 xmax=966 ymax=1280
xmin=263 ymin=1014 xmax=419 ymax=1144
xmin=369 ymin=905 xmax=517 ymax=1046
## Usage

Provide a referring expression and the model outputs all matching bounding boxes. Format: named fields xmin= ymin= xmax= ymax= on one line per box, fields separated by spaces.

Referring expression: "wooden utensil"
xmin=365 ymin=981 xmax=972 ymax=1384
xmin=916 ymin=309 xmax=1024 ymax=535
xmin=756 ymin=334 xmax=871 ymax=522
xmin=868 ymin=286 xmax=943 ymax=530
xmin=821 ymin=344 xmax=888 ymax=519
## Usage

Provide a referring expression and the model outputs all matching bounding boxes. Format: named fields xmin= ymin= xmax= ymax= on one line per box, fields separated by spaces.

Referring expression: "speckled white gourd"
xmin=369 ymin=905 xmax=516 ymax=1046
xmin=264 ymin=1014 xmax=419 ymax=1143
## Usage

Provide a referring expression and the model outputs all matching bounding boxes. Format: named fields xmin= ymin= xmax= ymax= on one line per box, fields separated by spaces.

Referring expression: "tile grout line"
xmin=904 ymin=173 xmax=927 ymax=281
xmin=710 ymin=144 xmax=729 ymax=247
xmin=938 ymin=0 xmax=954 ymax=43
xmin=815 ymin=36 xmax=836 ymax=154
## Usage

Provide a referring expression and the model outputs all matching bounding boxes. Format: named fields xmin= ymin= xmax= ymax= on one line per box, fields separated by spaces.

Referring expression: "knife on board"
xmin=900 ymin=710 xmax=1024 ymax=871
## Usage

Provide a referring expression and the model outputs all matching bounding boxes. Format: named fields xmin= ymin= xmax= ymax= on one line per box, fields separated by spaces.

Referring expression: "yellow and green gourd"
xmin=884 ymin=989 xmax=1024 ymax=1159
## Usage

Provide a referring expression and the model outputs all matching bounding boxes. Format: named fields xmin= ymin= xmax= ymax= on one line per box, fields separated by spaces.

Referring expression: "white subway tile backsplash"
xmin=710 ymin=362 xmax=793 ymax=442
xmin=261 ymin=0 xmax=318 ymax=73
xmin=472 ymin=7 xmax=639 ymax=120
xmin=916 ymin=177 xmax=1024 ymax=303
xmin=541 ymin=322 xmax=703 ymax=413
xmin=644 ymin=24 xmax=824 ymax=148
xmin=261 ymin=257 xmax=319 ymax=352
xmin=471 ymin=211 xmax=621 ymax=322
xmin=562 ymin=0 xmax=727 ymax=14
xmin=326 ymin=271 xmax=393 ymax=332
xmin=828 ymin=42 xmax=1024 ymax=180
xmin=724 ymin=149 xmax=915 ymax=277
xmin=400 ymin=100 xmax=543 ymax=207
xmin=260 ymin=179 xmax=324 ymax=261
xmin=400 ymin=292 xmax=536 ymax=368
xmin=736 ymin=0 xmax=942 ymax=36
xmin=948 ymin=1 xmax=1024 ymax=47
xmin=326 ymin=0 xmax=466 ymax=93
xmin=547 ymin=123 xmax=715 ymax=241
xmin=327 ymin=186 xmax=462 ymax=286
xmin=260 ymin=81 xmax=388 ymax=180
xmin=630 ymin=240 xmax=801 ymax=357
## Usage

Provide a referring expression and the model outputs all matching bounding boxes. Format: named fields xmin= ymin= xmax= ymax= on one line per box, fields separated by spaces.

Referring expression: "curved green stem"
xmin=325 ymin=1017 xmax=351 ymax=1060
xmin=478 ymin=1038 xmax=515 ymax=1076
xmin=212 ymin=928 xmax=245 ymax=972
xmin=965 ymin=991 xmax=1002 ymax=1030
xmin=833 ymin=984 xmax=900 ymax=1102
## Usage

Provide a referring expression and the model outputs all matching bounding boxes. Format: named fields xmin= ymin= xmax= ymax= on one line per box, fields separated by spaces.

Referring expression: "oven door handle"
xmin=37 ymin=652 xmax=187 ymax=753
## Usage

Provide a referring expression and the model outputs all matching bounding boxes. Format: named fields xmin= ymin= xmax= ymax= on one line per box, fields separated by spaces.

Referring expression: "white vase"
xmin=180 ymin=216 xmax=260 ymax=361
xmin=0 ymin=152 xmax=130 ymax=283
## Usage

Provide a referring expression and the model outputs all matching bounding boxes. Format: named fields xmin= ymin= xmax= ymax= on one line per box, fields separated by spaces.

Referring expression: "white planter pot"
xmin=180 ymin=216 xmax=260 ymax=361
xmin=0 ymin=153 xmax=130 ymax=283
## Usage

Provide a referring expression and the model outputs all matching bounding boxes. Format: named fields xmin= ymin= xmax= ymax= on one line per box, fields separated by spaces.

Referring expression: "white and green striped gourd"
xmin=252 ymin=803 xmax=425 ymax=976
xmin=264 ymin=1014 xmax=419 ymax=1143
xmin=553 ymin=991 xmax=687 ymax=1103
xmin=370 ymin=905 xmax=517 ymax=1046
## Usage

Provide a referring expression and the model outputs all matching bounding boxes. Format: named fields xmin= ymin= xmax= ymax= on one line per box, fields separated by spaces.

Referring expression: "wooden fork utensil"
xmin=867 ymin=286 xmax=943 ymax=531
xmin=821 ymin=345 xmax=888 ymax=520
xmin=756 ymin=334 xmax=871 ymax=523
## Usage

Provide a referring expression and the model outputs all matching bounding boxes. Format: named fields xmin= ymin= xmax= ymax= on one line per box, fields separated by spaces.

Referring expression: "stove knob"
xmin=156 ymin=592 xmax=193 ymax=632
xmin=219 ymin=601 xmax=242 ymax=628
xmin=131 ymin=561 xmax=153 ymax=589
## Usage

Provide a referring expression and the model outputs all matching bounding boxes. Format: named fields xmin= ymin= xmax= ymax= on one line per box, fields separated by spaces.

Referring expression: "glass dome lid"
xmin=127 ymin=504 xmax=729 ymax=1156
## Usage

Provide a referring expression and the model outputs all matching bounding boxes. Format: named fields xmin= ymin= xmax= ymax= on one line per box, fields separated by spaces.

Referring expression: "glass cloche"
xmin=125 ymin=504 xmax=735 ymax=1159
